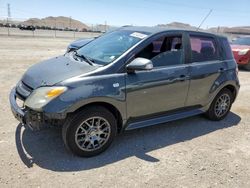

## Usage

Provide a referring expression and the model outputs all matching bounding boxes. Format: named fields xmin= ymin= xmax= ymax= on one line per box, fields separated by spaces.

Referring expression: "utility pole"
xmin=217 ymin=26 xmax=220 ymax=33
xmin=54 ymin=17 xmax=57 ymax=38
xmin=105 ymin=20 xmax=107 ymax=32
xmin=69 ymin=16 xmax=72 ymax=29
xmin=91 ymin=24 xmax=94 ymax=36
xmin=31 ymin=19 xmax=35 ymax=37
xmin=7 ymin=3 xmax=11 ymax=18
xmin=7 ymin=3 xmax=11 ymax=36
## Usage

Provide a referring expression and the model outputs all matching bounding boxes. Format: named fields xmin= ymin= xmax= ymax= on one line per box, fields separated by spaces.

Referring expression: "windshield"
xmin=232 ymin=37 xmax=250 ymax=46
xmin=76 ymin=30 xmax=149 ymax=65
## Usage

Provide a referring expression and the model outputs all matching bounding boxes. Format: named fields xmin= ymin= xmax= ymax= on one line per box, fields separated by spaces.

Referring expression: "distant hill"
xmin=157 ymin=22 xmax=198 ymax=30
xmin=2 ymin=17 xmax=250 ymax=35
xmin=158 ymin=22 xmax=250 ymax=35
xmin=22 ymin=16 xmax=89 ymax=30
xmin=231 ymin=27 xmax=250 ymax=34
xmin=208 ymin=26 xmax=250 ymax=35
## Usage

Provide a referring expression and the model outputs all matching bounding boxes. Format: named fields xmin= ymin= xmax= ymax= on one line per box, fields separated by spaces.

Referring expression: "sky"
xmin=0 ymin=0 xmax=249 ymax=28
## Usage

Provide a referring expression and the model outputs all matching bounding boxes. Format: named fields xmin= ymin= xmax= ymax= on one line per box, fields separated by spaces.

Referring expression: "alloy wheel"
xmin=75 ymin=116 xmax=111 ymax=151
xmin=214 ymin=93 xmax=231 ymax=118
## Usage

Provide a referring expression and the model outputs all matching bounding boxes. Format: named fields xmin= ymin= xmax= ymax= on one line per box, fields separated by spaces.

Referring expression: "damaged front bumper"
xmin=9 ymin=87 xmax=65 ymax=130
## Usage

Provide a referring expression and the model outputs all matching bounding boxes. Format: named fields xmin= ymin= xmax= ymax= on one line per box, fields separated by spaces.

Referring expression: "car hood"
xmin=21 ymin=55 xmax=98 ymax=89
xmin=231 ymin=44 xmax=250 ymax=51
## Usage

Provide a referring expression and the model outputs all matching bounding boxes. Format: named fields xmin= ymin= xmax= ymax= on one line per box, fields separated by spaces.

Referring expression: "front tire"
xmin=62 ymin=106 xmax=117 ymax=157
xmin=205 ymin=88 xmax=233 ymax=121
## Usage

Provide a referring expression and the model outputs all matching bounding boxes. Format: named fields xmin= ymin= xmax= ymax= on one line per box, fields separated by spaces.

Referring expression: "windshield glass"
xmin=76 ymin=30 xmax=149 ymax=65
xmin=232 ymin=37 xmax=250 ymax=46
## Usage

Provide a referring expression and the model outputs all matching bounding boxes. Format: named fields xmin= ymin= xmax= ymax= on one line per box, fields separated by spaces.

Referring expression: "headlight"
xmin=24 ymin=86 xmax=67 ymax=111
xmin=238 ymin=49 xmax=249 ymax=55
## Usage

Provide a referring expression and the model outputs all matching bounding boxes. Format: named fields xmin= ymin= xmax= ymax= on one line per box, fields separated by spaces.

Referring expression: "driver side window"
xmin=135 ymin=35 xmax=183 ymax=67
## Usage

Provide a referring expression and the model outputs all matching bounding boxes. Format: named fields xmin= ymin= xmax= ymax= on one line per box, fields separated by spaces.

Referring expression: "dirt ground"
xmin=0 ymin=36 xmax=249 ymax=188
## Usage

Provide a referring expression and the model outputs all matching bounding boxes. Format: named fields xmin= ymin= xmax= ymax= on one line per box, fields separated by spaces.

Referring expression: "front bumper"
xmin=9 ymin=87 xmax=65 ymax=130
xmin=10 ymin=87 xmax=26 ymax=124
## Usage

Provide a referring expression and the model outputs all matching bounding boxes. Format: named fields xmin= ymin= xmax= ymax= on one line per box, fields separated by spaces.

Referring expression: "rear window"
xmin=221 ymin=38 xmax=233 ymax=60
xmin=190 ymin=35 xmax=219 ymax=63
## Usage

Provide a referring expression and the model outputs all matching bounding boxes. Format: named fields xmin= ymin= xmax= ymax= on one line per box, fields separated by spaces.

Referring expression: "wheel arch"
xmin=205 ymin=80 xmax=239 ymax=112
xmin=70 ymin=101 xmax=124 ymax=133
xmin=222 ymin=84 xmax=237 ymax=102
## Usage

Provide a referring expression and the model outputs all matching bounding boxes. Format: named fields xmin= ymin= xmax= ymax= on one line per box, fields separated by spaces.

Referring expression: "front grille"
xmin=16 ymin=81 xmax=33 ymax=100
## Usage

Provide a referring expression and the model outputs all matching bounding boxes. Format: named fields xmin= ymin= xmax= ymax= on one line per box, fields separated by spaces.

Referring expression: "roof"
xmin=120 ymin=26 xmax=221 ymax=37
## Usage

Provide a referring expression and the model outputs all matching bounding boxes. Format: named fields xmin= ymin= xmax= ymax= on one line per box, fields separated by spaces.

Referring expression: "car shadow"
xmin=15 ymin=112 xmax=241 ymax=172
xmin=238 ymin=67 xmax=249 ymax=72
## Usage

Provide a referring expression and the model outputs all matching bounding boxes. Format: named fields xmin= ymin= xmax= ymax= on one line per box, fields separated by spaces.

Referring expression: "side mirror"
xmin=126 ymin=58 xmax=153 ymax=73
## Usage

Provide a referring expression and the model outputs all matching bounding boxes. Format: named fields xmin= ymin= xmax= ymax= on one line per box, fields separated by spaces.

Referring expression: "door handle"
xmin=218 ymin=68 xmax=225 ymax=73
xmin=179 ymin=75 xmax=186 ymax=81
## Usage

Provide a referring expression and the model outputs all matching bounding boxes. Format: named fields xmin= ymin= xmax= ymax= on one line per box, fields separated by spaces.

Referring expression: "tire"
xmin=205 ymin=88 xmax=233 ymax=121
xmin=62 ymin=106 xmax=117 ymax=157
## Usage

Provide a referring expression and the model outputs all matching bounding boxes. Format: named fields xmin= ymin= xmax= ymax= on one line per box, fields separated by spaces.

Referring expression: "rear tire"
xmin=205 ymin=88 xmax=233 ymax=121
xmin=62 ymin=106 xmax=117 ymax=157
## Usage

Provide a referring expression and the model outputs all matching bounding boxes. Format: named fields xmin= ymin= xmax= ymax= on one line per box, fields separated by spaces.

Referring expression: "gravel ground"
xmin=0 ymin=36 xmax=249 ymax=188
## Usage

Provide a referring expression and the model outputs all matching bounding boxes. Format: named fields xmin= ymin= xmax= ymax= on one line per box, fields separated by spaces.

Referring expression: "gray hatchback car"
xmin=10 ymin=27 xmax=240 ymax=157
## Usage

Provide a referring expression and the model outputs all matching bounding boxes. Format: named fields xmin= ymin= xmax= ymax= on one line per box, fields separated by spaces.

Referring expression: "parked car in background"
xmin=231 ymin=37 xmax=250 ymax=70
xmin=66 ymin=38 xmax=94 ymax=52
xmin=19 ymin=25 xmax=36 ymax=31
xmin=10 ymin=27 xmax=239 ymax=157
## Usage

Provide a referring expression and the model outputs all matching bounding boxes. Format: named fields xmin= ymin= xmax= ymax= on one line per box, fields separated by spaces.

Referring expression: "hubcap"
xmin=214 ymin=93 xmax=231 ymax=118
xmin=75 ymin=117 xmax=111 ymax=151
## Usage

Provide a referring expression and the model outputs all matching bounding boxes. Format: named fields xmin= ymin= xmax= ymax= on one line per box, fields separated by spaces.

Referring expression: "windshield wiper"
xmin=74 ymin=51 xmax=94 ymax=66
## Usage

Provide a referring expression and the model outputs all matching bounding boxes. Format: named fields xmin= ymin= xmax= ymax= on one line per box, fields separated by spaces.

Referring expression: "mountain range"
xmin=8 ymin=17 xmax=250 ymax=35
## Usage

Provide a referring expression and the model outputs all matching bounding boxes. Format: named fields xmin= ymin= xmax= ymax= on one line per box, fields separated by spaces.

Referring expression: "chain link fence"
xmin=0 ymin=17 xmax=105 ymax=39
xmin=0 ymin=27 xmax=101 ymax=39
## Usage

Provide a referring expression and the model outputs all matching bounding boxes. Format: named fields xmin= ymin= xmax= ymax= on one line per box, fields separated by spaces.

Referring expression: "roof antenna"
xmin=196 ymin=9 xmax=213 ymax=31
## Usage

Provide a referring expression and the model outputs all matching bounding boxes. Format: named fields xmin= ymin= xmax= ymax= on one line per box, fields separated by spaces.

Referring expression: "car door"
xmin=185 ymin=33 xmax=226 ymax=107
xmin=125 ymin=33 xmax=190 ymax=120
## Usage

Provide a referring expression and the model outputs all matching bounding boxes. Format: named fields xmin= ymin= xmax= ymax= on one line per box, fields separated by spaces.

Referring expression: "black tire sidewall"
xmin=207 ymin=88 xmax=233 ymax=121
xmin=63 ymin=107 xmax=117 ymax=157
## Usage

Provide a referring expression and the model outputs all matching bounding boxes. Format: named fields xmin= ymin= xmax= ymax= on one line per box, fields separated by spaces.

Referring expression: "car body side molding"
xmin=125 ymin=108 xmax=203 ymax=130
